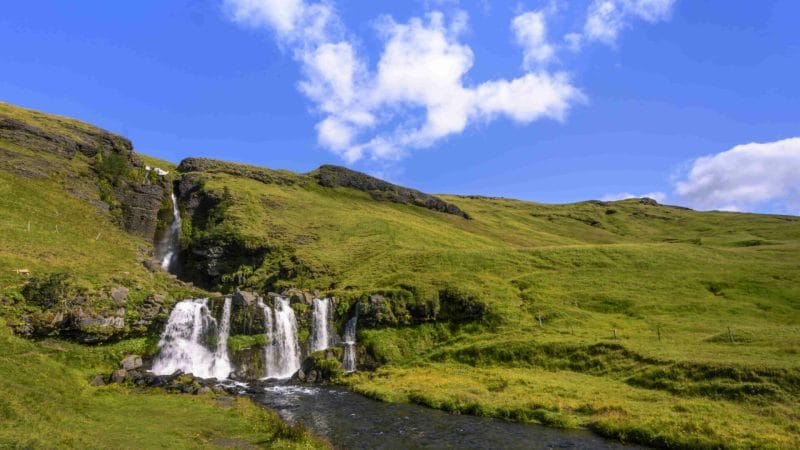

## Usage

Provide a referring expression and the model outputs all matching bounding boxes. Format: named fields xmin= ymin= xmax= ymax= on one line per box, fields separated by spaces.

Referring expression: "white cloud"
xmin=601 ymin=191 xmax=667 ymax=203
xmin=224 ymin=1 xmax=583 ymax=162
xmin=675 ymin=137 xmax=800 ymax=213
xmin=583 ymin=0 xmax=676 ymax=45
xmin=512 ymin=11 xmax=555 ymax=68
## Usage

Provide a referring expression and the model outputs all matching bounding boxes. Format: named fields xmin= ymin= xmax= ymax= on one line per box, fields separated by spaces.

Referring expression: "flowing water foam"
xmin=309 ymin=298 xmax=333 ymax=353
xmin=260 ymin=297 xmax=301 ymax=379
xmin=342 ymin=315 xmax=358 ymax=372
xmin=151 ymin=298 xmax=232 ymax=380
xmin=158 ymin=192 xmax=181 ymax=272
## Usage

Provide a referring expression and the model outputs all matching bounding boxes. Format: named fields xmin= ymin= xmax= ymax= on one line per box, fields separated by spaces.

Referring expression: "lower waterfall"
xmin=260 ymin=297 xmax=301 ymax=379
xmin=151 ymin=298 xmax=232 ymax=380
xmin=342 ymin=314 xmax=358 ymax=373
xmin=309 ymin=298 xmax=333 ymax=353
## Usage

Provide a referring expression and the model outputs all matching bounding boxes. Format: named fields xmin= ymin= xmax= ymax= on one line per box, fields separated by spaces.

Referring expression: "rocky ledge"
xmin=314 ymin=164 xmax=471 ymax=219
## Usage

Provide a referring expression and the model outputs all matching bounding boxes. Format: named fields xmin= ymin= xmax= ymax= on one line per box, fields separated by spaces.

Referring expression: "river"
xmin=249 ymin=382 xmax=641 ymax=450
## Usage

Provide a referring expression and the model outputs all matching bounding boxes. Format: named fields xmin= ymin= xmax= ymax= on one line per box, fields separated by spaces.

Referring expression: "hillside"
xmin=0 ymin=102 xmax=324 ymax=448
xmin=1 ymin=101 xmax=799 ymax=448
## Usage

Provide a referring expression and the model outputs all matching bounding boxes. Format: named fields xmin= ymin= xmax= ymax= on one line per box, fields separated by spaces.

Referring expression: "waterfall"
xmin=259 ymin=297 xmax=301 ymax=379
xmin=342 ymin=315 xmax=358 ymax=373
xmin=151 ymin=298 xmax=232 ymax=380
xmin=159 ymin=192 xmax=181 ymax=272
xmin=309 ymin=298 xmax=333 ymax=353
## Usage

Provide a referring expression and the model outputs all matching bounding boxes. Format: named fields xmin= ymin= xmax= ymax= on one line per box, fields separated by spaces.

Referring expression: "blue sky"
xmin=1 ymin=1 xmax=798 ymax=213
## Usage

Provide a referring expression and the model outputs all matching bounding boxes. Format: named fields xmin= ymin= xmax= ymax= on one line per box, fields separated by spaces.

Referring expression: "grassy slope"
xmin=198 ymin=172 xmax=800 ymax=448
xmin=0 ymin=102 xmax=322 ymax=449
xmin=0 ymin=320 xmax=322 ymax=449
xmin=0 ymin=101 xmax=189 ymax=303
xmin=2 ymin=101 xmax=798 ymax=448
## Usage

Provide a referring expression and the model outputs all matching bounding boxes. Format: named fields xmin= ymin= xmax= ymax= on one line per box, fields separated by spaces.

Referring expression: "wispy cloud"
xmin=582 ymin=0 xmax=676 ymax=45
xmin=674 ymin=137 xmax=800 ymax=213
xmin=223 ymin=0 xmax=676 ymax=163
xmin=512 ymin=10 xmax=555 ymax=68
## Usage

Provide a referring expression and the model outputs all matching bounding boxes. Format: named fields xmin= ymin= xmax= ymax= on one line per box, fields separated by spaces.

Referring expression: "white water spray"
xmin=342 ymin=315 xmax=357 ymax=373
xmin=151 ymin=298 xmax=232 ymax=380
xmin=159 ymin=192 xmax=181 ymax=272
xmin=309 ymin=298 xmax=333 ymax=353
xmin=260 ymin=297 xmax=301 ymax=379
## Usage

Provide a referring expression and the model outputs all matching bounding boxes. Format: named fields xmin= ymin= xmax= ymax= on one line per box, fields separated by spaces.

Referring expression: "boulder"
xmin=232 ymin=289 xmax=258 ymax=307
xmin=120 ymin=355 xmax=143 ymax=371
xmin=90 ymin=374 xmax=106 ymax=386
xmin=111 ymin=369 xmax=128 ymax=383
xmin=110 ymin=287 xmax=129 ymax=304
xmin=283 ymin=288 xmax=314 ymax=305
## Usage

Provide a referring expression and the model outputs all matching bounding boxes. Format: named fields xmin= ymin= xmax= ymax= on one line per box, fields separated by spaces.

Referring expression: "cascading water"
xmin=309 ymin=298 xmax=333 ymax=353
xmin=151 ymin=298 xmax=232 ymax=380
xmin=158 ymin=192 xmax=181 ymax=272
xmin=260 ymin=297 xmax=301 ymax=379
xmin=342 ymin=315 xmax=358 ymax=373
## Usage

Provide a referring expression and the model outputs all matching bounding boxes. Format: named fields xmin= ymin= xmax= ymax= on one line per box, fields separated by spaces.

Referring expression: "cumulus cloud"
xmin=675 ymin=137 xmax=800 ymax=213
xmin=583 ymin=0 xmax=676 ymax=45
xmin=224 ymin=0 xmax=674 ymax=163
xmin=224 ymin=0 xmax=583 ymax=162
xmin=601 ymin=191 xmax=667 ymax=203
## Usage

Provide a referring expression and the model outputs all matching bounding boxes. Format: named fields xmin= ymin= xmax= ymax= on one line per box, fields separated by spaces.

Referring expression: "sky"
xmin=1 ymin=0 xmax=798 ymax=214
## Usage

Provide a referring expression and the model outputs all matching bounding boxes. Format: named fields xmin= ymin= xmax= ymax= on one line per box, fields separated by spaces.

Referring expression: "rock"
xmin=639 ymin=197 xmax=659 ymax=206
xmin=143 ymin=259 xmax=158 ymax=271
xmin=232 ymin=289 xmax=258 ymax=307
xmin=90 ymin=374 xmax=106 ymax=386
xmin=283 ymin=288 xmax=314 ymax=305
xmin=196 ymin=386 xmax=211 ymax=395
xmin=314 ymin=164 xmax=471 ymax=219
xmin=110 ymin=287 xmax=129 ymax=304
xmin=111 ymin=369 xmax=128 ymax=383
xmin=120 ymin=355 xmax=143 ymax=371
xmin=117 ymin=182 xmax=165 ymax=239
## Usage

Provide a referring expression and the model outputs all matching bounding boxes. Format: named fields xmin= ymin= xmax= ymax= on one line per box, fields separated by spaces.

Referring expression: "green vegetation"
xmin=1 ymin=100 xmax=799 ymax=448
xmin=0 ymin=102 xmax=326 ymax=447
xmin=228 ymin=333 xmax=268 ymax=353
xmin=0 ymin=319 xmax=324 ymax=448
xmin=181 ymin=167 xmax=800 ymax=448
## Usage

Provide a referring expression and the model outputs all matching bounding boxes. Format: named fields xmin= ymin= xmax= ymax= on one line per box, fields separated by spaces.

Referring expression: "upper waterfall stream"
xmin=158 ymin=192 xmax=181 ymax=272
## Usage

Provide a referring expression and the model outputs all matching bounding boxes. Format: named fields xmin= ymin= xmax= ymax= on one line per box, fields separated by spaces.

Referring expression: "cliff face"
xmin=0 ymin=102 xmax=170 ymax=239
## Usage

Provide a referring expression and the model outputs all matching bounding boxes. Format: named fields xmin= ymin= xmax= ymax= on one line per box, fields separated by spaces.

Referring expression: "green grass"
xmin=184 ymin=170 xmax=800 ymax=448
xmin=2 ymin=101 xmax=799 ymax=448
xmin=0 ymin=320 xmax=325 ymax=449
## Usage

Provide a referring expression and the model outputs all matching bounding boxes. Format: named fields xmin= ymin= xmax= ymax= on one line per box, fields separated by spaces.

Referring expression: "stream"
xmin=250 ymin=382 xmax=641 ymax=450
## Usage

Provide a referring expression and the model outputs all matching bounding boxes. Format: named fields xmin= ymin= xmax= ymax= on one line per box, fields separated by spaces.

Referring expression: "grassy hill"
xmin=176 ymin=154 xmax=800 ymax=448
xmin=1 ymin=100 xmax=799 ymax=448
xmin=0 ymin=102 xmax=323 ymax=448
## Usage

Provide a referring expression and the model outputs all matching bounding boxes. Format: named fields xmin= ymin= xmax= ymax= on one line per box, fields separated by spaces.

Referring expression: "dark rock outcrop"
xmin=118 ymin=182 xmax=166 ymax=239
xmin=175 ymin=174 xmax=271 ymax=289
xmin=0 ymin=115 xmax=134 ymax=160
xmin=314 ymin=164 xmax=470 ymax=219
xmin=178 ymin=157 xmax=297 ymax=186
xmin=0 ymin=104 xmax=171 ymax=240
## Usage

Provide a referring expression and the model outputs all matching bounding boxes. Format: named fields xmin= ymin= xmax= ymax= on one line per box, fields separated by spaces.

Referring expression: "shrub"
xmin=21 ymin=272 xmax=76 ymax=309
